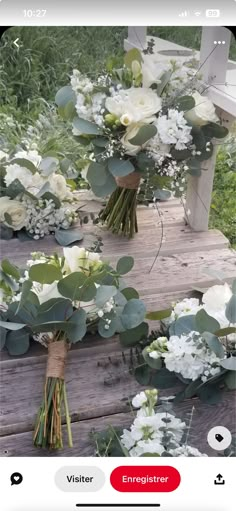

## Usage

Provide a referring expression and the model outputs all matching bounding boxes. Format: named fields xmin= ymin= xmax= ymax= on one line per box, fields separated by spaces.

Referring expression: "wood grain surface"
xmin=0 ymin=198 xmax=235 ymax=457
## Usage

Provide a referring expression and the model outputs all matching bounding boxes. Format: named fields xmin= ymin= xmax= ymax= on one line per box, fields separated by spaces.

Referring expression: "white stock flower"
xmin=156 ymin=109 xmax=192 ymax=150
xmin=4 ymin=163 xmax=45 ymax=194
xmin=132 ymin=391 xmax=148 ymax=409
xmin=0 ymin=196 xmax=28 ymax=231
xmin=141 ymin=55 xmax=170 ymax=88
xmin=170 ymin=298 xmax=202 ymax=322
xmin=185 ymin=91 xmax=219 ymax=127
xmin=169 ymin=445 xmax=208 ymax=457
xmin=163 ymin=332 xmax=224 ymax=381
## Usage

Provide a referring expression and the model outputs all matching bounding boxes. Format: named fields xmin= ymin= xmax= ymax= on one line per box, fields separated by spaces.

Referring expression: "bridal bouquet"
xmin=132 ymin=282 xmax=236 ymax=403
xmin=91 ymin=389 xmax=208 ymax=457
xmin=0 ymin=148 xmax=81 ymax=245
xmin=0 ymin=248 xmax=146 ymax=449
xmin=55 ymin=47 xmax=228 ymax=237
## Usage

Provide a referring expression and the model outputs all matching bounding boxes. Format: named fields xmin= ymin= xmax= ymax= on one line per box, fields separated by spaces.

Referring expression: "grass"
xmin=0 ymin=26 xmax=235 ymax=246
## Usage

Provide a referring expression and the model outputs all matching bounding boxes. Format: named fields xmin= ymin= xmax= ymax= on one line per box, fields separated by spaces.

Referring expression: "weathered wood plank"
xmin=1 ymin=392 xmax=235 ymax=457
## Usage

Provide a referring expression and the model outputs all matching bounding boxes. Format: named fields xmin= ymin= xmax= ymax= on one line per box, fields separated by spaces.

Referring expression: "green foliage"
xmin=116 ymin=256 xmax=134 ymax=275
xmin=119 ymin=322 xmax=149 ymax=347
xmin=121 ymin=299 xmax=146 ymax=330
xmin=29 ymin=263 xmax=62 ymax=284
xmin=54 ymin=228 xmax=84 ymax=246
xmin=1 ymin=259 xmax=21 ymax=280
xmin=129 ymin=124 xmax=157 ymax=146
xmin=108 ymin=158 xmax=135 ymax=178
xmin=175 ymin=95 xmax=195 ymax=111
xmin=146 ymin=309 xmax=172 ymax=321
xmin=6 ymin=330 xmax=30 ymax=356
xmin=195 ymin=309 xmax=220 ymax=334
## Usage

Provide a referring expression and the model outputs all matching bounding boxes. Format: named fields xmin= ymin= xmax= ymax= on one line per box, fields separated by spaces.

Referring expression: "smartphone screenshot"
xmin=0 ymin=1 xmax=235 ymax=510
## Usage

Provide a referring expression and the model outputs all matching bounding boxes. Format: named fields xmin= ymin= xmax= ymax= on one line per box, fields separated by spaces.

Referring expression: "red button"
xmin=110 ymin=466 xmax=180 ymax=492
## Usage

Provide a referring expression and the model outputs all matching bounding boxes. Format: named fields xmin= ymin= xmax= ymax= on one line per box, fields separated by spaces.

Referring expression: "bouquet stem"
xmin=33 ymin=340 xmax=73 ymax=449
xmin=99 ymin=172 xmax=141 ymax=238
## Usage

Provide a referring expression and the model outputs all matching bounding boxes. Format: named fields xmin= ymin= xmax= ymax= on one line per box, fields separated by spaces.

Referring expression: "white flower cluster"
xmin=163 ymin=332 xmax=223 ymax=382
xmin=1 ymin=148 xmax=77 ymax=238
xmin=22 ymin=198 xmax=76 ymax=239
xmin=156 ymin=109 xmax=192 ymax=150
xmin=121 ymin=389 xmax=207 ymax=457
xmin=71 ymin=69 xmax=106 ymax=128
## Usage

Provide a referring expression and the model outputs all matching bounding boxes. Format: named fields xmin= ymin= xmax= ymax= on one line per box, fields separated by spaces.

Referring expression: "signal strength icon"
xmin=179 ymin=11 xmax=189 ymax=17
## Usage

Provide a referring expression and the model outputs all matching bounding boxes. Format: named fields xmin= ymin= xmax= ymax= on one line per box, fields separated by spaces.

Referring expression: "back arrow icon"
xmin=13 ymin=38 xmax=20 ymax=48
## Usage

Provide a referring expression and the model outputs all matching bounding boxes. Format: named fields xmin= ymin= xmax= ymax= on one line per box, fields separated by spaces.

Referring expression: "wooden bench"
xmin=1 ymin=199 xmax=235 ymax=456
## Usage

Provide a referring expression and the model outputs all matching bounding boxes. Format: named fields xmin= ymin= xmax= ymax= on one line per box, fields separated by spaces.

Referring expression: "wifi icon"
xmin=195 ymin=11 xmax=202 ymax=16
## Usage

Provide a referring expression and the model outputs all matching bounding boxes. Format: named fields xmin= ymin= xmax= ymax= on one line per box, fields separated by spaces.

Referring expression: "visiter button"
xmin=110 ymin=466 xmax=180 ymax=492
xmin=55 ymin=466 xmax=105 ymax=492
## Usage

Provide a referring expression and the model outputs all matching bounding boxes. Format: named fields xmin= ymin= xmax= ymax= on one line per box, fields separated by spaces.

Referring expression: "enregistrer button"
xmin=110 ymin=466 xmax=180 ymax=492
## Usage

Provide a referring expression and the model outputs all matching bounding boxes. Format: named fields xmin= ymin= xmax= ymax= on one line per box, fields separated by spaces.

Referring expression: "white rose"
xmin=63 ymin=246 xmax=102 ymax=275
xmin=185 ymin=91 xmax=219 ymax=126
xmin=202 ymin=283 xmax=232 ymax=314
xmin=36 ymin=282 xmax=63 ymax=304
xmin=121 ymin=122 xmax=147 ymax=155
xmin=127 ymin=88 xmax=162 ymax=121
xmin=49 ymin=174 xmax=72 ymax=200
xmin=0 ymin=196 xmax=28 ymax=231
xmin=106 ymin=87 xmax=161 ymax=123
xmin=141 ymin=55 xmax=171 ymax=88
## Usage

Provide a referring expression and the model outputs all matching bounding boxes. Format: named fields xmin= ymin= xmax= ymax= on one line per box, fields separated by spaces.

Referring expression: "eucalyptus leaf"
xmin=225 ymin=295 xmax=236 ymax=324
xmin=129 ymin=124 xmax=157 ymax=146
xmin=202 ymin=122 xmax=228 ymax=139
xmin=215 ymin=327 xmax=236 ymax=337
xmin=9 ymin=158 xmax=37 ymax=174
xmin=42 ymin=191 xmax=61 ymax=209
xmin=119 ymin=321 xmax=149 ymax=347
xmin=1 ymin=259 xmax=20 ymax=279
xmin=91 ymin=172 xmax=117 ymax=197
xmin=87 ymin=162 xmax=108 ymax=186
xmin=197 ymin=385 xmax=222 ymax=404
xmin=134 ymin=364 xmax=150 ymax=385
xmin=16 ymin=280 xmax=33 ymax=313
xmin=98 ymin=317 xmax=119 ymax=338
xmin=146 ymin=309 xmax=172 ymax=321
xmin=6 ymin=178 xmax=26 ymax=199
xmin=142 ymin=347 xmax=162 ymax=369
xmin=116 ymin=256 xmax=134 ymax=275
xmin=6 ymin=330 xmax=30 ymax=356
xmin=29 ymin=263 xmax=62 ymax=285
xmin=95 ymin=285 xmax=117 ymax=308
xmin=151 ymin=368 xmax=179 ymax=389
xmin=176 ymin=95 xmax=195 ymax=111
xmin=66 ymin=309 xmax=87 ymax=342
xmin=0 ymin=327 xmax=7 ymax=350
xmin=39 ymin=157 xmax=58 ymax=176
xmin=232 ymin=280 xmax=236 ymax=295
xmin=55 ymin=228 xmax=84 ymax=246
xmin=0 ymin=320 xmax=26 ymax=330
xmin=220 ymin=357 xmax=236 ymax=371
xmin=202 ymin=332 xmax=225 ymax=358
xmin=170 ymin=148 xmax=191 ymax=161
xmin=195 ymin=309 xmax=220 ymax=334
xmin=121 ymin=298 xmax=146 ymax=330
xmin=121 ymin=287 xmax=139 ymax=300
xmin=169 ymin=315 xmax=196 ymax=336
xmin=37 ymin=298 xmax=73 ymax=323
xmin=0 ymin=224 xmax=14 ymax=240
xmin=225 ymin=371 xmax=236 ymax=390
xmin=57 ymin=272 xmax=87 ymax=300
xmin=55 ymin=85 xmax=76 ymax=107
xmin=108 ymin=158 xmax=135 ymax=177
xmin=153 ymin=189 xmax=171 ymax=200
xmin=73 ymin=116 xmax=101 ymax=136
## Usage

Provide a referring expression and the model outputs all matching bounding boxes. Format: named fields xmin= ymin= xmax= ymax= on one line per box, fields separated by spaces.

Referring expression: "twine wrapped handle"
xmin=116 ymin=171 xmax=141 ymax=190
xmin=46 ymin=341 xmax=68 ymax=380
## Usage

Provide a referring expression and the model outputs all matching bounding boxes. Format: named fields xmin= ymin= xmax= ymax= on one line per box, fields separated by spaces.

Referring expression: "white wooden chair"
xmin=125 ymin=27 xmax=236 ymax=231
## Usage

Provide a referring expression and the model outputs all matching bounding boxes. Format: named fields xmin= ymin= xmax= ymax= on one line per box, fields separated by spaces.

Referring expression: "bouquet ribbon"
xmin=46 ymin=340 xmax=68 ymax=379
xmin=116 ymin=171 xmax=141 ymax=190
